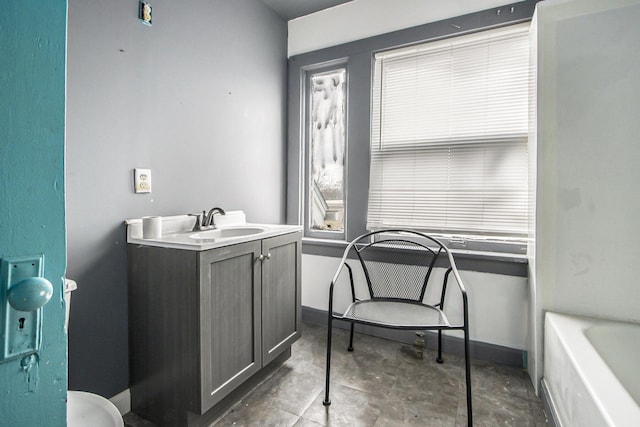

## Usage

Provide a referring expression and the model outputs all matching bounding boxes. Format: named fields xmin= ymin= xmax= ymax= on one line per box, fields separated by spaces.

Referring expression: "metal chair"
xmin=322 ymin=229 xmax=473 ymax=426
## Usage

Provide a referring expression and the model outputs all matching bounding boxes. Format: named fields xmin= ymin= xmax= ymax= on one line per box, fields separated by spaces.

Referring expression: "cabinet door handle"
xmin=257 ymin=253 xmax=272 ymax=262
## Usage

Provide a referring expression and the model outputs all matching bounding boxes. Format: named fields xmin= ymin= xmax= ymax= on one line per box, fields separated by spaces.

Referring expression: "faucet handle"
xmin=188 ymin=213 xmax=202 ymax=231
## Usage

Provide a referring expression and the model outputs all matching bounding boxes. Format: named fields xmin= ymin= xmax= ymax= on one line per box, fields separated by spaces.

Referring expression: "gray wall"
xmin=66 ymin=0 xmax=287 ymax=397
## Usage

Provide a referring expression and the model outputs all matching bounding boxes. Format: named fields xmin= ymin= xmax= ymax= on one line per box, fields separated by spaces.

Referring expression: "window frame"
xmin=301 ymin=60 xmax=349 ymax=241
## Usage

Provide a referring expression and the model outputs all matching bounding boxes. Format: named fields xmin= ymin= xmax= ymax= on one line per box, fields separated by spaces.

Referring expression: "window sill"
xmin=302 ymin=237 xmax=529 ymax=277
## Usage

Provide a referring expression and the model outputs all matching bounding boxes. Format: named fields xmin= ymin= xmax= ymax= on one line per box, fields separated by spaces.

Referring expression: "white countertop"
xmin=125 ymin=211 xmax=301 ymax=251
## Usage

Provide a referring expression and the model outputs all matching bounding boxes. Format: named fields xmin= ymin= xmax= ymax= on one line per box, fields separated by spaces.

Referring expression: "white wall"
xmin=303 ymin=254 xmax=529 ymax=349
xmin=289 ymin=0 xmax=514 ymax=56
xmin=537 ymin=0 xmax=640 ymax=322
xmin=534 ymin=0 xmax=640 ymax=388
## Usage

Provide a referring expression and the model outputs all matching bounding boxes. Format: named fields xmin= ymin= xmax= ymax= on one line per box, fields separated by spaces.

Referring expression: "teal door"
xmin=0 ymin=1 xmax=68 ymax=426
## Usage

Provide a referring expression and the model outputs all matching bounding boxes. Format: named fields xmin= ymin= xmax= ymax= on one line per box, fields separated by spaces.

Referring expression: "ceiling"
xmin=261 ymin=0 xmax=354 ymax=20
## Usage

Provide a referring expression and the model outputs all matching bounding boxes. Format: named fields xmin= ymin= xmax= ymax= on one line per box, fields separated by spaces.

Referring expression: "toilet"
xmin=67 ymin=390 xmax=124 ymax=426
xmin=65 ymin=279 xmax=124 ymax=427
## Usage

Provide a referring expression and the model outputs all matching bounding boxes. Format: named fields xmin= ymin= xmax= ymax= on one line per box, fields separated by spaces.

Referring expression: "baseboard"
xmin=302 ymin=306 xmax=525 ymax=368
xmin=110 ymin=388 xmax=131 ymax=416
xmin=540 ymin=378 xmax=561 ymax=427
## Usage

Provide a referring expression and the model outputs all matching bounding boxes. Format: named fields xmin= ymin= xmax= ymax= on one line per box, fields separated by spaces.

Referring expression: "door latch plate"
xmin=0 ymin=255 xmax=45 ymax=363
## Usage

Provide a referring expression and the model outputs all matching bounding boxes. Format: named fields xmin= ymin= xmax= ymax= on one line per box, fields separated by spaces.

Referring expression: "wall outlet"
xmin=134 ymin=168 xmax=152 ymax=193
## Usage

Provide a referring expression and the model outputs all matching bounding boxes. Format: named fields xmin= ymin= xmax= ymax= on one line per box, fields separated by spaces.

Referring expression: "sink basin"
xmin=126 ymin=212 xmax=303 ymax=251
xmin=189 ymin=227 xmax=266 ymax=241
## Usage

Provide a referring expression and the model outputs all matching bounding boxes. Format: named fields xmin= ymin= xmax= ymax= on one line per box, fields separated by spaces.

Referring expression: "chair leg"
xmin=464 ymin=328 xmax=473 ymax=426
xmin=323 ymin=315 xmax=333 ymax=406
xmin=347 ymin=322 xmax=354 ymax=351
xmin=436 ymin=330 xmax=444 ymax=363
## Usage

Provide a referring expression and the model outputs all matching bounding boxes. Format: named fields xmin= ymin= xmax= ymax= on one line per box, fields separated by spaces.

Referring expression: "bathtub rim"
xmin=543 ymin=312 xmax=640 ymax=427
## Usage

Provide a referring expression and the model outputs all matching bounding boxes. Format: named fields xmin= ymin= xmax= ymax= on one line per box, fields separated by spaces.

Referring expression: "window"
xmin=367 ymin=24 xmax=530 ymax=241
xmin=306 ymin=67 xmax=347 ymax=236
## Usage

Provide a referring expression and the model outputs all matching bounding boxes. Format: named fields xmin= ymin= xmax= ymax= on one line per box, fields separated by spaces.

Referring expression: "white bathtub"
xmin=543 ymin=312 xmax=640 ymax=427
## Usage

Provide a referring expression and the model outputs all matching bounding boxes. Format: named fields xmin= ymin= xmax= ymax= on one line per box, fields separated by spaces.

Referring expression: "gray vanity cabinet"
xmin=128 ymin=231 xmax=301 ymax=427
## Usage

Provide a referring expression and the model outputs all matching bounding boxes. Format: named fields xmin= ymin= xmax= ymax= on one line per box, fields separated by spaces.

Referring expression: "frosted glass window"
xmin=368 ymin=24 xmax=530 ymax=238
xmin=309 ymin=69 xmax=346 ymax=233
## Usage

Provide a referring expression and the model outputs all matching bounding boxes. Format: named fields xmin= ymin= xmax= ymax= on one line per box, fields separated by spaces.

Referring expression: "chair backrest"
xmin=348 ymin=230 xmax=444 ymax=303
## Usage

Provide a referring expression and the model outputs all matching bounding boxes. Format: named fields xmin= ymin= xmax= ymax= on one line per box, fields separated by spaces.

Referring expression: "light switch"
xmin=134 ymin=168 xmax=152 ymax=193
xmin=139 ymin=2 xmax=152 ymax=26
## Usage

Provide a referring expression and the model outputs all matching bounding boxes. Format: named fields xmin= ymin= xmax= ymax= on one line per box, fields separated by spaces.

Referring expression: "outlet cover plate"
xmin=1 ymin=255 xmax=44 ymax=363
xmin=134 ymin=168 xmax=152 ymax=193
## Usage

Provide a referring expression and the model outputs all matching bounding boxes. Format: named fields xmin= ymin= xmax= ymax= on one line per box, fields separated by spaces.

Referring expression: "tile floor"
xmin=124 ymin=322 xmax=548 ymax=426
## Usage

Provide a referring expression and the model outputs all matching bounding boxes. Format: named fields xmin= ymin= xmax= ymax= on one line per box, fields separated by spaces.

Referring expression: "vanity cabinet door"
xmin=261 ymin=232 xmax=301 ymax=365
xmin=198 ymin=240 xmax=262 ymax=413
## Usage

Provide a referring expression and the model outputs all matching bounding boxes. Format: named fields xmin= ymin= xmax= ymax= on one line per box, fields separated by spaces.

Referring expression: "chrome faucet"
xmin=203 ymin=207 xmax=226 ymax=228
xmin=189 ymin=207 xmax=225 ymax=231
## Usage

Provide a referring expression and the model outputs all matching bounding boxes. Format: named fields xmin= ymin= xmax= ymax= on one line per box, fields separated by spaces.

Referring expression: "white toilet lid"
xmin=67 ymin=390 xmax=124 ymax=427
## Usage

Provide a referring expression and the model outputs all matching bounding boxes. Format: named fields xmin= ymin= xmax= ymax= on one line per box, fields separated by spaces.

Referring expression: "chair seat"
xmin=340 ymin=300 xmax=451 ymax=329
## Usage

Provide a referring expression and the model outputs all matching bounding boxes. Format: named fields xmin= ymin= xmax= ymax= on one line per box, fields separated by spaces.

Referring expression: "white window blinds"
xmin=367 ymin=24 xmax=530 ymax=237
